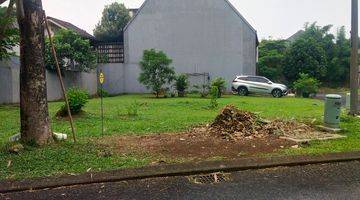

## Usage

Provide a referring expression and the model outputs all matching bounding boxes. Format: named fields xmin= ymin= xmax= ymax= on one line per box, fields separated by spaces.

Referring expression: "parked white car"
xmin=231 ymin=75 xmax=288 ymax=98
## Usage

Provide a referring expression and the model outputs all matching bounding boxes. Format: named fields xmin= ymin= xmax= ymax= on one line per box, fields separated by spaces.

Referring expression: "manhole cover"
xmin=188 ymin=172 xmax=230 ymax=185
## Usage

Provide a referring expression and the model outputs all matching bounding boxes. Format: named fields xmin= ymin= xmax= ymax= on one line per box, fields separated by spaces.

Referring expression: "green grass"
xmin=0 ymin=94 xmax=359 ymax=180
xmin=0 ymin=142 xmax=148 ymax=180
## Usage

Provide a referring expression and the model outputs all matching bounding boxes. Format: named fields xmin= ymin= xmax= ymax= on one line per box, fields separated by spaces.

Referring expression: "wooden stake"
xmin=44 ymin=12 xmax=77 ymax=142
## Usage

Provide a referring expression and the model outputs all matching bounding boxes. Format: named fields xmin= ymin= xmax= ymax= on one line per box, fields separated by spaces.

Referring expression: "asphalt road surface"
xmin=2 ymin=161 xmax=360 ymax=200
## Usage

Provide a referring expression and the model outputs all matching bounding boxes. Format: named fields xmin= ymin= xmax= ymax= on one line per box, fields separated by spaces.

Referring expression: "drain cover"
xmin=188 ymin=172 xmax=230 ymax=184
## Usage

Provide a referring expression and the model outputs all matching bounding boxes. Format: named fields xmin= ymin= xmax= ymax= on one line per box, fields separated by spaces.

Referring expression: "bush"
xmin=57 ymin=88 xmax=89 ymax=116
xmin=209 ymin=86 xmax=219 ymax=109
xmin=193 ymin=84 xmax=210 ymax=98
xmin=211 ymin=77 xmax=227 ymax=98
xmin=175 ymin=74 xmax=189 ymax=97
xmin=293 ymin=73 xmax=320 ymax=98
xmin=126 ymin=101 xmax=141 ymax=117
xmin=97 ymin=88 xmax=109 ymax=97
xmin=138 ymin=49 xmax=176 ymax=98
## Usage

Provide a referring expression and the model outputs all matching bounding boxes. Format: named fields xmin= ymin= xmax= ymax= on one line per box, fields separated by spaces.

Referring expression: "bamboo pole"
xmin=44 ymin=12 xmax=77 ymax=142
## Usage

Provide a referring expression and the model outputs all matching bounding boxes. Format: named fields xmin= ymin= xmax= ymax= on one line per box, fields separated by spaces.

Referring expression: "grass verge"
xmin=0 ymin=94 xmax=358 ymax=180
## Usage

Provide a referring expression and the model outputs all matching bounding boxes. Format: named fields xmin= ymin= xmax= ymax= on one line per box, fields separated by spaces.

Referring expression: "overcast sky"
xmin=34 ymin=0 xmax=355 ymax=39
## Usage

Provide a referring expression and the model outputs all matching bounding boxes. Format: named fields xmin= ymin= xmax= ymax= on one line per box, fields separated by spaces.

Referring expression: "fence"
xmin=187 ymin=72 xmax=210 ymax=86
xmin=95 ymin=42 xmax=124 ymax=63
xmin=0 ymin=57 xmax=97 ymax=104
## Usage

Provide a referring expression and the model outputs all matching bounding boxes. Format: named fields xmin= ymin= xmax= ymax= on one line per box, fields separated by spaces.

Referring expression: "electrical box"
xmin=324 ymin=94 xmax=342 ymax=128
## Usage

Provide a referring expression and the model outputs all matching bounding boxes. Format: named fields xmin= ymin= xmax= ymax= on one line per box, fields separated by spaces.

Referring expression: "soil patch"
xmin=99 ymin=132 xmax=296 ymax=161
xmin=98 ymin=105 xmax=340 ymax=162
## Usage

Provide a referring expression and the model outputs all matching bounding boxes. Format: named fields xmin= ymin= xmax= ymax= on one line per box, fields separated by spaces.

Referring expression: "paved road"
xmin=2 ymin=161 xmax=360 ymax=200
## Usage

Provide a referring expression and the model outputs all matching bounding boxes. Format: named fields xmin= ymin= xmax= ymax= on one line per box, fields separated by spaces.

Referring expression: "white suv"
xmin=231 ymin=75 xmax=288 ymax=98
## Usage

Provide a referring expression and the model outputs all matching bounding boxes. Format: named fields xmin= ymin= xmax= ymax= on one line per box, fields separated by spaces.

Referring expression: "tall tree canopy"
xmin=258 ymin=22 xmax=352 ymax=87
xmin=327 ymin=26 xmax=351 ymax=86
xmin=45 ymin=29 xmax=97 ymax=72
xmin=257 ymin=39 xmax=287 ymax=81
xmin=0 ymin=2 xmax=19 ymax=60
xmin=283 ymin=37 xmax=328 ymax=83
xmin=280 ymin=22 xmax=350 ymax=86
xmin=94 ymin=2 xmax=131 ymax=42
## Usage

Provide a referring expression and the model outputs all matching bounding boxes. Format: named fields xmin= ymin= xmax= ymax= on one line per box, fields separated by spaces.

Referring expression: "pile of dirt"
xmin=208 ymin=105 xmax=265 ymax=140
xmin=207 ymin=105 xmax=318 ymax=141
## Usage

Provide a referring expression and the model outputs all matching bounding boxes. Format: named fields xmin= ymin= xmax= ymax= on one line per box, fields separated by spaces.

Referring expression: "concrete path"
xmin=2 ymin=161 xmax=360 ymax=200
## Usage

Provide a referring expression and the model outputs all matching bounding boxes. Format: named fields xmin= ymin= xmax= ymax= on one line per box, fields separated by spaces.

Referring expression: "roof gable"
xmin=124 ymin=0 xmax=257 ymax=34
xmin=47 ymin=17 xmax=95 ymax=40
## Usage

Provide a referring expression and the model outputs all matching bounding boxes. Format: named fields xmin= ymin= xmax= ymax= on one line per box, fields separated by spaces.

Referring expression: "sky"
xmin=9 ymin=0 xmax=356 ymax=39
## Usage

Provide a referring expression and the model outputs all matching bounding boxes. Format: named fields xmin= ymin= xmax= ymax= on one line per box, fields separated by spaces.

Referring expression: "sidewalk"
xmin=3 ymin=161 xmax=360 ymax=200
xmin=1 ymin=151 xmax=360 ymax=193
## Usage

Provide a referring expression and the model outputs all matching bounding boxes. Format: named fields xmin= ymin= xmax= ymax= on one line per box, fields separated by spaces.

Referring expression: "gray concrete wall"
xmin=98 ymin=63 xmax=126 ymax=95
xmin=124 ymin=0 xmax=257 ymax=92
xmin=0 ymin=57 xmax=97 ymax=104
xmin=0 ymin=57 xmax=19 ymax=104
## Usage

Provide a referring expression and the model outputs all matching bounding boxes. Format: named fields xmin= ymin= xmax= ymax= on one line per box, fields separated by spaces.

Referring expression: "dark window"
xmin=248 ymin=77 xmax=268 ymax=83
xmin=247 ymin=77 xmax=258 ymax=82
xmin=238 ymin=77 xmax=247 ymax=81
xmin=257 ymin=77 xmax=269 ymax=83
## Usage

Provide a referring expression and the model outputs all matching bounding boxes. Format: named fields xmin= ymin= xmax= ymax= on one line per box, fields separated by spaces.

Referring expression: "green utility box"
xmin=324 ymin=94 xmax=342 ymax=128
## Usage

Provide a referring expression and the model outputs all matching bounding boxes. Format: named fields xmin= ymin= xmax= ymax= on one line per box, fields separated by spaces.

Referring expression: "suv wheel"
xmin=272 ymin=89 xmax=283 ymax=98
xmin=238 ymin=87 xmax=248 ymax=96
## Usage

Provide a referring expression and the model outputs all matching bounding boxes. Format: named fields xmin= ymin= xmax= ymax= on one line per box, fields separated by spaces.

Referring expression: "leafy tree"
xmin=293 ymin=73 xmax=320 ymax=98
xmin=259 ymin=22 xmax=350 ymax=87
xmin=175 ymin=74 xmax=189 ymax=97
xmin=327 ymin=26 xmax=350 ymax=86
xmin=0 ymin=3 xmax=19 ymax=60
xmin=94 ymin=2 xmax=131 ymax=42
xmin=283 ymin=37 xmax=327 ymax=83
xmin=45 ymin=29 xmax=97 ymax=72
xmin=139 ymin=49 xmax=176 ymax=98
xmin=257 ymin=39 xmax=287 ymax=81
xmin=211 ymin=77 xmax=227 ymax=98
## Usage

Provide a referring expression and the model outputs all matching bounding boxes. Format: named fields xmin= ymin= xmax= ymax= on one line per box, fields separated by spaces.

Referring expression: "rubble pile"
xmin=208 ymin=105 xmax=318 ymax=141
xmin=269 ymin=120 xmax=319 ymax=139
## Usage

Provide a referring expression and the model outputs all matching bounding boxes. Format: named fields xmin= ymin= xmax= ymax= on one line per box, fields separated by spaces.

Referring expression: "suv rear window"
xmin=238 ymin=77 xmax=247 ymax=81
xmin=248 ymin=77 xmax=268 ymax=83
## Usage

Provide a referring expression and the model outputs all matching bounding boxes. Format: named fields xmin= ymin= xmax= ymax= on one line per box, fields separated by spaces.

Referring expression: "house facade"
xmin=101 ymin=0 xmax=258 ymax=94
xmin=1 ymin=1 xmax=259 ymax=103
xmin=124 ymin=0 xmax=258 ymax=93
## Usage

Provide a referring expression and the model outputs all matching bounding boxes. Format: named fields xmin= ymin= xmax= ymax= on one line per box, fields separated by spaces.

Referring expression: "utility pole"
xmin=350 ymin=0 xmax=359 ymax=115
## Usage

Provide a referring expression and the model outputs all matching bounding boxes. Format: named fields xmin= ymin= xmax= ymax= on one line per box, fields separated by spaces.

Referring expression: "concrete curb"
xmin=1 ymin=151 xmax=360 ymax=193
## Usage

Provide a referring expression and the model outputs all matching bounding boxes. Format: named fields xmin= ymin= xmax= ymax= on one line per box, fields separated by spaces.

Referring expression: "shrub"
xmin=138 ymin=49 xmax=176 ymax=98
xmin=193 ymin=84 xmax=210 ymax=98
xmin=175 ymin=74 xmax=189 ymax=97
xmin=57 ymin=88 xmax=89 ymax=116
xmin=97 ymin=88 xmax=109 ymax=97
xmin=293 ymin=73 xmax=320 ymax=98
xmin=163 ymin=87 xmax=171 ymax=98
xmin=126 ymin=101 xmax=141 ymax=117
xmin=211 ymin=77 xmax=227 ymax=98
xmin=209 ymin=86 xmax=219 ymax=109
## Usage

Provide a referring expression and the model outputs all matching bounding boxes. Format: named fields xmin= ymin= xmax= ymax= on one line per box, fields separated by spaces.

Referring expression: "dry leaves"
xmin=206 ymin=105 xmax=319 ymax=141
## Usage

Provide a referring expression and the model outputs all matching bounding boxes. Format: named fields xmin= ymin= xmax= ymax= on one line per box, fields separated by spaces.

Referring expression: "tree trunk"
xmin=17 ymin=0 xmax=53 ymax=145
